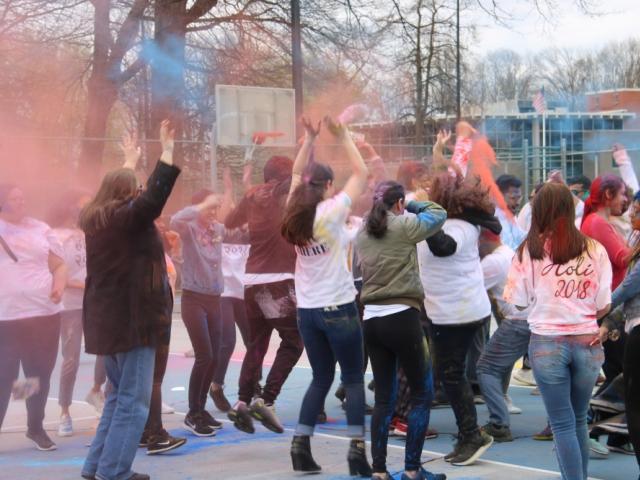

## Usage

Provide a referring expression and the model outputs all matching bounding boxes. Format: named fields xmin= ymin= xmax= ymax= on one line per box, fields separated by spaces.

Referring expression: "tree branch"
xmin=185 ymin=0 xmax=219 ymax=25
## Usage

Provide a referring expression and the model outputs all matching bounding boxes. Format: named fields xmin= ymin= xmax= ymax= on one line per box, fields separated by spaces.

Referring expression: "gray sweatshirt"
xmin=170 ymin=206 xmax=224 ymax=296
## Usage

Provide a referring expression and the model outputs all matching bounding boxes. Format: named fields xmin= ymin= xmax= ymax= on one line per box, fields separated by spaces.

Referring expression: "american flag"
xmin=533 ymin=87 xmax=546 ymax=114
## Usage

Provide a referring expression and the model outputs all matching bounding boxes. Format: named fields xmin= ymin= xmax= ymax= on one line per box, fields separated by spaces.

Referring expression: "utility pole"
xmin=456 ymin=0 xmax=461 ymax=120
xmin=291 ymin=0 xmax=303 ymax=136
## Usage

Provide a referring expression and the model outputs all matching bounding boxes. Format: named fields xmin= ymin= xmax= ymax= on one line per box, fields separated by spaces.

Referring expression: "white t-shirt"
xmin=294 ymin=192 xmax=357 ymax=309
xmin=0 ymin=217 xmax=64 ymax=320
xmin=503 ymin=240 xmax=612 ymax=336
xmin=222 ymin=242 xmax=250 ymax=299
xmin=481 ymin=245 xmax=528 ymax=321
xmin=53 ymin=228 xmax=86 ymax=311
xmin=419 ymin=219 xmax=491 ymax=324
xmin=363 ymin=304 xmax=410 ymax=321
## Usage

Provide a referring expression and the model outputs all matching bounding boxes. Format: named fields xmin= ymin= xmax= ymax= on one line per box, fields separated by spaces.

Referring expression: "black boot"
xmin=291 ymin=435 xmax=322 ymax=473
xmin=348 ymin=439 xmax=372 ymax=477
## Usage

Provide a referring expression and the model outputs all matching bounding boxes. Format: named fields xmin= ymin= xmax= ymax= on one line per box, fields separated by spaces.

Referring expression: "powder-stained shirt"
xmin=170 ymin=206 xmax=224 ymax=296
xmin=504 ymin=240 xmax=612 ymax=336
xmin=481 ymin=244 xmax=528 ymax=321
xmin=221 ymin=229 xmax=250 ymax=300
xmin=294 ymin=191 xmax=357 ymax=309
xmin=419 ymin=219 xmax=491 ymax=324
xmin=53 ymin=227 xmax=86 ymax=311
xmin=0 ymin=217 xmax=64 ymax=320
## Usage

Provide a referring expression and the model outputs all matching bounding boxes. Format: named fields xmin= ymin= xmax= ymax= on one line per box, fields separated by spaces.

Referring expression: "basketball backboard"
xmin=215 ymin=85 xmax=296 ymax=146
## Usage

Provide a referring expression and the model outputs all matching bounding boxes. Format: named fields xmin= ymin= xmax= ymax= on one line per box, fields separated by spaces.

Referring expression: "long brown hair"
xmin=281 ymin=162 xmax=334 ymax=246
xmin=518 ymin=182 xmax=589 ymax=264
xmin=79 ymin=168 xmax=138 ymax=234
xmin=429 ymin=172 xmax=495 ymax=216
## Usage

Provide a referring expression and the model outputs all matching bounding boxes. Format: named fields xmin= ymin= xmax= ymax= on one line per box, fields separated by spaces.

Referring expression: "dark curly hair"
xmin=428 ymin=172 xmax=495 ymax=217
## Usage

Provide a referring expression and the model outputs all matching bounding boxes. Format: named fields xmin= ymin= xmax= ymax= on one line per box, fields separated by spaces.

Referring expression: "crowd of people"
xmin=0 ymin=117 xmax=639 ymax=480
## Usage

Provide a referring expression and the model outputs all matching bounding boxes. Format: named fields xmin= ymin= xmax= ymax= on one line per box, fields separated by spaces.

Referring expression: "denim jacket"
xmin=610 ymin=258 xmax=640 ymax=327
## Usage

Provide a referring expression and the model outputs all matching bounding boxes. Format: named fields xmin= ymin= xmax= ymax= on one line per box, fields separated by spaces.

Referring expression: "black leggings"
xmin=144 ymin=339 xmax=170 ymax=436
xmin=431 ymin=318 xmax=488 ymax=439
xmin=182 ymin=290 xmax=222 ymax=414
xmin=213 ymin=297 xmax=250 ymax=386
xmin=364 ymin=308 xmax=433 ymax=473
xmin=0 ymin=315 xmax=61 ymax=432
xmin=625 ymin=325 xmax=640 ymax=468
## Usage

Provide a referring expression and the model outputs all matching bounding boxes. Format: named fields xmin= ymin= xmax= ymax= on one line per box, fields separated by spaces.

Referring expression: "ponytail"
xmin=365 ymin=181 xmax=405 ymax=239
xmin=281 ymin=162 xmax=334 ymax=246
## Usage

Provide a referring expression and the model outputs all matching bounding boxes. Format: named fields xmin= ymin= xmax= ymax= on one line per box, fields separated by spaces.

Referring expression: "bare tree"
xmin=384 ymin=0 xmax=457 ymax=143
xmin=78 ymin=0 xmax=150 ymax=183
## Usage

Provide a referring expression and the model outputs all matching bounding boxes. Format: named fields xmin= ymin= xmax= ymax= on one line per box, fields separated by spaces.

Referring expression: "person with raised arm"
xmin=224 ymin=141 xmax=303 ymax=435
xmin=171 ymin=187 xmax=229 ymax=437
xmin=281 ymin=117 xmax=371 ymax=476
xmin=80 ymin=120 xmax=180 ymax=480
xmin=356 ymin=177 xmax=448 ymax=479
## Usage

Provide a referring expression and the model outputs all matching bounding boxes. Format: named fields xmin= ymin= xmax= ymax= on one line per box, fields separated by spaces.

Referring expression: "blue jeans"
xmin=82 ymin=346 xmax=155 ymax=480
xmin=295 ymin=302 xmax=365 ymax=438
xmin=477 ymin=319 xmax=531 ymax=427
xmin=529 ymin=334 xmax=604 ymax=480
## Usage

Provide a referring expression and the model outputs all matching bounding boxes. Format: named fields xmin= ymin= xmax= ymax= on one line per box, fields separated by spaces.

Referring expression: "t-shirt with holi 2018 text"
xmin=503 ymin=240 xmax=612 ymax=336
xmin=294 ymin=192 xmax=357 ymax=309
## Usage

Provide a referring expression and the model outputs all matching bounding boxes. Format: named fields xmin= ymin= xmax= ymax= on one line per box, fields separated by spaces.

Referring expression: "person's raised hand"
xmin=612 ymin=143 xmax=631 ymax=166
xmin=301 ymin=117 xmax=321 ymax=142
xmin=160 ymin=119 xmax=175 ymax=153
xmin=613 ymin=143 xmax=625 ymax=152
xmin=547 ymin=169 xmax=565 ymax=184
xmin=324 ymin=116 xmax=348 ymax=141
xmin=435 ymin=129 xmax=452 ymax=150
xmin=120 ymin=131 xmax=141 ymax=170
xmin=252 ymin=132 xmax=267 ymax=145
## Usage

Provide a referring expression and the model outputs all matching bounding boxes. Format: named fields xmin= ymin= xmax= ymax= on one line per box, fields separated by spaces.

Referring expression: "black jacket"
xmin=427 ymin=208 xmax=502 ymax=257
xmin=83 ymin=161 xmax=180 ymax=355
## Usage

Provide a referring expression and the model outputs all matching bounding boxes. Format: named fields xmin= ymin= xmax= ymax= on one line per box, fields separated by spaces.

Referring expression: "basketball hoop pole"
xmin=291 ymin=0 xmax=303 ymax=136
xmin=210 ymin=121 xmax=218 ymax=191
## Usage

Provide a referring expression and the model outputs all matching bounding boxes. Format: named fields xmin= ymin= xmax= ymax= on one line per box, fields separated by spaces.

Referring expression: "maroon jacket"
xmin=225 ymin=180 xmax=295 ymax=275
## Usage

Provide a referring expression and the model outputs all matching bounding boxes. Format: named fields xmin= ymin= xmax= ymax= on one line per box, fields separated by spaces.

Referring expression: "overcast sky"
xmin=468 ymin=0 xmax=640 ymax=54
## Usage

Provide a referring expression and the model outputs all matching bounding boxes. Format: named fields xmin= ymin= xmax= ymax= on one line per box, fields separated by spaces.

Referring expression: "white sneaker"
xmin=161 ymin=402 xmax=175 ymax=414
xmin=85 ymin=389 xmax=105 ymax=415
xmin=513 ymin=368 xmax=536 ymax=386
xmin=57 ymin=414 xmax=73 ymax=437
xmin=505 ymin=395 xmax=522 ymax=415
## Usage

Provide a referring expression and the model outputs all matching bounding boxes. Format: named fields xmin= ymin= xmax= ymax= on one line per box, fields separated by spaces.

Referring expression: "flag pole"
xmin=542 ymin=109 xmax=546 ymax=179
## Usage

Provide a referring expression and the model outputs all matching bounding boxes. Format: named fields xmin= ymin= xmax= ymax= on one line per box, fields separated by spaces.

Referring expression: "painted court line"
xmin=2 ymin=400 xmax=601 ymax=480
xmin=171 ymin=410 xmax=602 ymax=479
